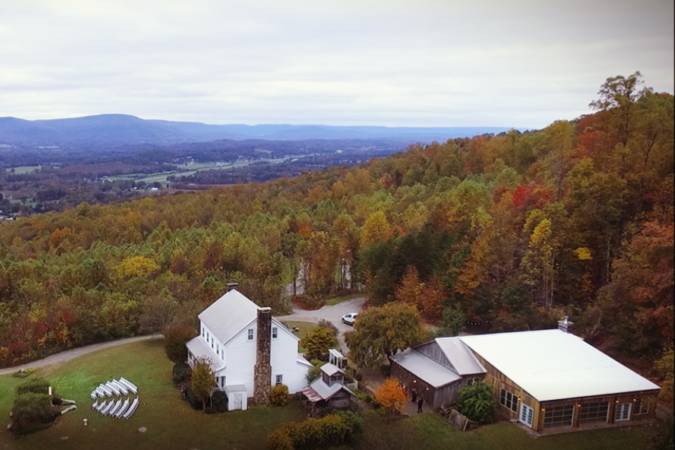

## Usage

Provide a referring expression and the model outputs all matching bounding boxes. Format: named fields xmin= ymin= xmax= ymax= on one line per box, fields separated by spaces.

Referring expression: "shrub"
xmin=172 ymin=361 xmax=192 ymax=385
xmin=191 ymin=359 xmax=215 ymax=411
xmin=307 ymin=360 xmax=322 ymax=383
xmin=270 ymin=384 xmax=290 ymax=406
xmin=184 ymin=387 xmax=202 ymax=410
xmin=456 ymin=381 xmax=495 ymax=424
xmin=11 ymin=393 xmax=58 ymax=434
xmin=374 ymin=378 xmax=407 ymax=415
xmin=301 ymin=326 xmax=337 ymax=361
xmin=268 ymin=412 xmax=361 ymax=450
xmin=16 ymin=378 xmax=50 ymax=395
xmin=211 ymin=390 xmax=228 ymax=412
xmin=268 ymin=425 xmax=295 ymax=450
xmin=318 ymin=319 xmax=338 ymax=335
xmin=163 ymin=323 xmax=196 ymax=363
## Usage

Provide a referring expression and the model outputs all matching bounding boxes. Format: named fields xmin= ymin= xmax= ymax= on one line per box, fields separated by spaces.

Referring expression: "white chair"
xmin=99 ymin=400 xmax=112 ymax=414
xmin=106 ymin=382 xmax=121 ymax=397
xmin=120 ymin=378 xmax=138 ymax=394
xmin=109 ymin=399 xmax=122 ymax=416
xmin=92 ymin=400 xmax=99 ymax=409
xmin=112 ymin=380 xmax=129 ymax=396
xmin=100 ymin=385 xmax=113 ymax=397
xmin=90 ymin=391 xmax=97 ymax=400
xmin=115 ymin=399 xmax=130 ymax=418
xmin=123 ymin=397 xmax=139 ymax=419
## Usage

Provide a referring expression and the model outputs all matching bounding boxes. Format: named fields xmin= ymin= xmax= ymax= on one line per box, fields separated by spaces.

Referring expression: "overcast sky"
xmin=1 ymin=0 xmax=673 ymax=128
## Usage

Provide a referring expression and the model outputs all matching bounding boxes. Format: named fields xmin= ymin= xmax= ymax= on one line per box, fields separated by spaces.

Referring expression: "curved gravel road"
xmin=0 ymin=297 xmax=366 ymax=374
xmin=0 ymin=334 xmax=162 ymax=375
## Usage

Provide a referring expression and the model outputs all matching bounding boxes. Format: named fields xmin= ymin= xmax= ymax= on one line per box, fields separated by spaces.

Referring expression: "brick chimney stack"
xmin=253 ymin=307 xmax=272 ymax=404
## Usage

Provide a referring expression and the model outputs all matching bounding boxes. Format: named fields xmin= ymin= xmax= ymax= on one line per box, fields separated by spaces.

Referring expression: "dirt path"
xmin=0 ymin=334 xmax=162 ymax=375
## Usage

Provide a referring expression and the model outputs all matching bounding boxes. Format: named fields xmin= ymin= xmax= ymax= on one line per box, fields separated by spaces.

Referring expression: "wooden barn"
xmin=390 ymin=321 xmax=659 ymax=433
xmin=390 ymin=337 xmax=486 ymax=409
xmin=458 ymin=328 xmax=660 ymax=433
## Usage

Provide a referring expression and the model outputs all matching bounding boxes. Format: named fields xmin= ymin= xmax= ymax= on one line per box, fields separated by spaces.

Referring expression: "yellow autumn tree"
xmin=360 ymin=211 xmax=391 ymax=247
xmin=374 ymin=378 xmax=408 ymax=415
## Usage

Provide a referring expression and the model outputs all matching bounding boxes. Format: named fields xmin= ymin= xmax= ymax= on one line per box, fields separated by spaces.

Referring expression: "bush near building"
xmin=268 ymin=411 xmax=362 ymax=450
xmin=271 ymin=384 xmax=290 ymax=406
xmin=374 ymin=378 xmax=408 ymax=415
xmin=456 ymin=382 xmax=495 ymax=424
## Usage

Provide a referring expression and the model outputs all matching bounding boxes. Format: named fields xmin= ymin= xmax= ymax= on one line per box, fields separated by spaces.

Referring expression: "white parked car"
xmin=341 ymin=312 xmax=358 ymax=326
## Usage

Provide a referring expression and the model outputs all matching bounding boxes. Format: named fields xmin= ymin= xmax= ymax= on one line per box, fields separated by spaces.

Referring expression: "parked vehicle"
xmin=341 ymin=313 xmax=358 ymax=326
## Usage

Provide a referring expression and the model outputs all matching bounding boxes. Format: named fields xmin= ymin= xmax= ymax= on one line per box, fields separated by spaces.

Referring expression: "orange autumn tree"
xmin=395 ymin=267 xmax=445 ymax=321
xmin=374 ymin=378 xmax=408 ymax=415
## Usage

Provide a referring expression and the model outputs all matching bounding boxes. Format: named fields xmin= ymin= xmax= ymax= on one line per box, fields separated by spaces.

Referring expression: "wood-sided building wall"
xmin=470 ymin=352 xmax=659 ymax=433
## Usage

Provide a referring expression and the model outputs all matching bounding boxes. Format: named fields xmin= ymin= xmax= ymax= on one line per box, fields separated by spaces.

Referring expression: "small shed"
xmin=301 ymin=350 xmax=355 ymax=415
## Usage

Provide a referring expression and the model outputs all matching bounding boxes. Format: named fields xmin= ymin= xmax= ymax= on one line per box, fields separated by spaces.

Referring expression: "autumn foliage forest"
xmin=0 ymin=73 xmax=672 ymax=374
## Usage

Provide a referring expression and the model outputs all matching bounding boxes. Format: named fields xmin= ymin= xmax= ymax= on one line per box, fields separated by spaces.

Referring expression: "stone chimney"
xmin=558 ymin=315 xmax=573 ymax=333
xmin=227 ymin=282 xmax=239 ymax=291
xmin=253 ymin=307 xmax=272 ymax=404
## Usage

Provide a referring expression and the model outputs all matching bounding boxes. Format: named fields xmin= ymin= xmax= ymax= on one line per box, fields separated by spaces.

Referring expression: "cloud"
xmin=0 ymin=0 xmax=673 ymax=127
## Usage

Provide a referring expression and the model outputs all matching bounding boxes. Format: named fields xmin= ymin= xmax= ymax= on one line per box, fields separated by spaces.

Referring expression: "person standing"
xmin=417 ymin=395 xmax=424 ymax=413
xmin=411 ymin=387 xmax=417 ymax=403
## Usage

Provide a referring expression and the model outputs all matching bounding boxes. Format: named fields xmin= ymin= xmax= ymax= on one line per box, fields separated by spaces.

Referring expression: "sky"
xmin=1 ymin=0 xmax=673 ymax=128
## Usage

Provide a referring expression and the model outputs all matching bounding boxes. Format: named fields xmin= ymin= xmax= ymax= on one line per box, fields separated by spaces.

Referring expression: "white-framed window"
xmin=615 ymin=402 xmax=632 ymax=422
xmin=248 ymin=329 xmax=254 ymax=340
xmin=500 ymin=388 xmax=518 ymax=412
xmin=272 ymin=327 xmax=278 ymax=339
xmin=275 ymin=374 xmax=283 ymax=385
xmin=519 ymin=403 xmax=534 ymax=427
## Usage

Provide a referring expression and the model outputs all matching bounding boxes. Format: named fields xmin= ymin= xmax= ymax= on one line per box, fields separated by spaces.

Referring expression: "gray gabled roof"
xmin=391 ymin=348 xmax=462 ymax=388
xmin=198 ymin=289 xmax=259 ymax=344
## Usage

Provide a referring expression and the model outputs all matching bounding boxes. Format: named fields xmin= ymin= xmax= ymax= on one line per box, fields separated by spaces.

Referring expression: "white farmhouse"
xmin=186 ymin=287 xmax=312 ymax=410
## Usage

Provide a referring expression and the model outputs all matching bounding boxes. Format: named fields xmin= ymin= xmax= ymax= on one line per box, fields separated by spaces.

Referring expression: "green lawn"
xmin=347 ymin=412 xmax=653 ymax=450
xmin=0 ymin=339 xmax=304 ymax=450
xmin=0 ymin=339 xmax=654 ymax=450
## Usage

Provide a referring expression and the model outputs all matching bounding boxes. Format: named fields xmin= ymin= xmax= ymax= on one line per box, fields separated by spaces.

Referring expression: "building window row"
xmin=500 ymin=388 xmax=518 ymax=412
xmin=578 ymin=400 xmax=609 ymax=424
xmin=543 ymin=403 xmax=574 ymax=428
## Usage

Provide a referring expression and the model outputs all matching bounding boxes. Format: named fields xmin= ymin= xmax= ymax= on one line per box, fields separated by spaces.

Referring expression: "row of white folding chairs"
xmin=119 ymin=377 xmax=138 ymax=394
xmin=90 ymin=378 xmax=138 ymax=399
xmin=92 ymin=397 xmax=139 ymax=419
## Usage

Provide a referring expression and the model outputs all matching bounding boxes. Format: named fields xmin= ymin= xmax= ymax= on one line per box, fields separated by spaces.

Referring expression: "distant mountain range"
xmin=0 ymin=114 xmax=511 ymax=147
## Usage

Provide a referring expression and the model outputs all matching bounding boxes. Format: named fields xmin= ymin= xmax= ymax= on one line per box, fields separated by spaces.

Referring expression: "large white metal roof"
xmin=459 ymin=329 xmax=660 ymax=402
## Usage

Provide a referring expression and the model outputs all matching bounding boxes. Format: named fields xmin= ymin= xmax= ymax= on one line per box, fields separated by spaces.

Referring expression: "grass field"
xmin=0 ymin=339 xmax=304 ymax=450
xmin=0 ymin=338 xmax=655 ymax=450
xmin=349 ymin=412 xmax=652 ymax=450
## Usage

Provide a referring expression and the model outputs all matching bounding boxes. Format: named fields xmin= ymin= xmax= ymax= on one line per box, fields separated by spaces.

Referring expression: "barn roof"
xmin=459 ymin=329 xmax=660 ymax=402
xmin=391 ymin=348 xmax=462 ymax=388
xmin=434 ymin=337 xmax=486 ymax=375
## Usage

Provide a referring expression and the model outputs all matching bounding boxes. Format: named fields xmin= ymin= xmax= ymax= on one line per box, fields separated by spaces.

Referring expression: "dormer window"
xmin=248 ymin=329 xmax=254 ymax=340
xmin=272 ymin=327 xmax=278 ymax=339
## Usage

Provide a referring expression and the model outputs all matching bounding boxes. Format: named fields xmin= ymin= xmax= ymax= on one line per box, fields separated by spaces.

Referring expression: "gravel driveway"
xmin=277 ymin=296 xmax=366 ymax=352
xmin=0 ymin=334 xmax=162 ymax=375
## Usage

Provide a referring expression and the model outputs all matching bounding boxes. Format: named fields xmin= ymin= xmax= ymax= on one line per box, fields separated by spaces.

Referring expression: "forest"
xmin=0 ymin=73 xmax=672 ymax=375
